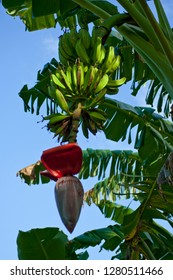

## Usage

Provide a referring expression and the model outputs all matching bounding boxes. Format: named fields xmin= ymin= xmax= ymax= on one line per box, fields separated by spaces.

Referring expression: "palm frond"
xmin=19 ymin=58 xmax=59 ymax=115
xmin=100 ymin=98 xmax=173 ymax=174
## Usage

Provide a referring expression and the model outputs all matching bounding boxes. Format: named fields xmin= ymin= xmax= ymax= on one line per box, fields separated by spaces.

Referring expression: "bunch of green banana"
xmin=69 ymin=60 xmax=110 ymax=101
xmin=58 ymin=28 xmax=91 ymax=66
xmin=48 ymin=64 xmax=76 ymax=111
xmin=58 ymin=32 xmax=77 ymax=65
xmin=58 ymin=25 xmax=122 ymax=75
xmin=81 ymin=108 xmax=107 ymax=138
xmin=48 ymin=59 xmax=125 ymax=112
xmin=44 ymin=113 xmax=72 ymax=143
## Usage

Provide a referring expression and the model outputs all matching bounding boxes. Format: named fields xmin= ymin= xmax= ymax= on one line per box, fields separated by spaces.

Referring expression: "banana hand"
xmin=55 ymin=89 xmax=70 ymax=113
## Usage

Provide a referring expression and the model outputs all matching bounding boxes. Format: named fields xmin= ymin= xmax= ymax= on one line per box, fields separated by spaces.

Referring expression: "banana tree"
xmin=3 ymin=0 xmax=173 ymax=259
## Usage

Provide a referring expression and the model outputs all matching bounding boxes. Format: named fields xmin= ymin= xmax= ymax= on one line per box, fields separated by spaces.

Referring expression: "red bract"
xmin=40 ymin=143 xmax=82 ymax=179
xmin=40 ymin=170 xmax=57 ymax=181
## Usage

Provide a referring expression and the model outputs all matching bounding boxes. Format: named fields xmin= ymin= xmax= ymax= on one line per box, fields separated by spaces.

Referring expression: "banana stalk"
xmin=68 ymin=103 xmax=82 ymax=143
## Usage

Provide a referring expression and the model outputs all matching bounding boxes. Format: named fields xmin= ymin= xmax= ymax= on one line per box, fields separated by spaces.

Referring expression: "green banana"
xmin=89 ymin=88 xmax=107 ymax=108
xmin=47 ymin=81 xmax=56 ymax=99
xmin=84 ymin=65 xmax=88 ymax=72
xmin=88 ymin=110 xmax=107 ymax=122
xmin=54 ymin=89 xmax=69 ymax=113
xmin=99 ymin=44 xmax=106 ymax=64
xmin=66 ymin=65 xmax=72 ymax=85
xmin=75 ymin=38 xmax=90 ymax=64
xmin=68 ymin=28 xmax=79 ymax=48
xmin=88 ymin=119 xmax=97 ymax=135
xmin=88 ymin=68 xmax=101 ymax=93
xmin=109 ymin=55 xmax=121 ymax=73
xmin=102 ymin=46 xmax=115 ymax=73
xmin=81 ymin=120 xmax=89 ymax=139
xmin=83 ymin=65 xmax=96 ymax=92
xmin=92 ymin=37 xmax=105 ymax=65
xmin=53 ymin=119 xmax=70 ymax=139
xmin=53 ymin=124 xmax=66 ymax=138
xmin=44 ymin=113 xmax=59 ymax=121
xmin=106 ymin=87 xmax=119 ymax=95
xmin=66 ymin=15 xmax=77 ymax=30
xmin=79 ymin=28 xmax=91 ymax=49
xmin=51 ymin=74 xmax=66 ymax=90
xmin=107 ymin=77 xmax=126 ymax=87
xmin=58 ymin=48 xmax=69 ymax=66
xmin=48 ymin=118 xmax=67 ymax=137
xmin=77 ymin=60 xmax=85 ymax=91
xmin=94 ymin=73 xmax=109 ymax=94
xmin=82 ymin=112 xmax=97 ymax=135
xmin=48 ymin=114 xmax=70 ymax=125
xmin=60 ymin=69 xmax=73 ymax=91
xmin=90 ymin=107 xmax=107 ymax=118
xmin=91 ymin=26 xmax=97 ymax=48
xmin=72 ymin=63 xmax=78 ymax=92
xmin=59 ymin=35 xmax=74 ymax=64
xmin=59 ymin=33 xmax=76 ymax=59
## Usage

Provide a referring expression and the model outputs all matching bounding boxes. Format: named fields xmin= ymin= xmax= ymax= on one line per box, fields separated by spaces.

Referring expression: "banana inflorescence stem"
xmin=68 ymin=103 xmax=82 ymax=143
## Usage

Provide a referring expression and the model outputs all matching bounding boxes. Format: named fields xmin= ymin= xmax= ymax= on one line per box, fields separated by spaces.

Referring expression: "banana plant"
xmin=13 ymin=1 xmax=173 ymax=117
xmin=72 ymin=0 xmax=173 ymax=99
xmin=2 ymin=0 xmax=173 ymax=259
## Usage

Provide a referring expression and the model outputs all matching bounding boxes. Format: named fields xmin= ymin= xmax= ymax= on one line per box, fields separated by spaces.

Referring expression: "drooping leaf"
xmin=146 ymin=78 xmax=172 ymax=117
xmin=5 ymin=0 xmax=56 ymax=31
xmin=100 ymin=98 xmax=173 ymax=174
xmin=140 ymin=220 xmax=173 ymax=259
xmin=17 ymin=227 xmax=68 ymax=260
xmin=32 ymin=0 xmax=60 ymax=17
xmin=80 ymin=149 xmax=143 ymax=181
xmin=121 ymin=207 xmax=141 ymax=240
xmin=19 ymin=58 xmax=58 ymax=115
xmin=68 ymin=225 xmax=124 ymax=255
xmin=16 ymin=160 xmax=50 ymax=185
xmin=137 ymin=188 xmax=173 ymax=215
xmin=2 ymin=0 xmax=24 ymax=8
xmin=98 ymin=200 xmax=133 ymax=224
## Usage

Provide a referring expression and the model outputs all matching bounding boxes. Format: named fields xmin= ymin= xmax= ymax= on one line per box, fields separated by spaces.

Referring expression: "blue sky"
xmin=0 ymin=1 xmax=172 ymax=260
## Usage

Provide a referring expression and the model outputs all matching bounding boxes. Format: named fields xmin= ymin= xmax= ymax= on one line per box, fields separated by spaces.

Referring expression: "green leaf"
xmin=122 ymin=208 xmax=140 ymax=240
xmin=120 ymin=45 xmax=133 ymax=81
xmin=2 ymin=0 xmax=24 ymax=8
xmin=80 ymin=149 xmax=143 ymax=181
xmin=100 ymin=98 xmax=173 ymax=174
xmin=154 ymin=0 xmax=173 ymax=43
xmin=142 ymin=207 xmax=173 ymax=228
xmin=17 ymin=228 xmax=68 ymax=260
xmin=60 ymin=0 xmax=79 ymax=18
xmin=117 ymin=23 xmax=173 ymax=99
xmin=19 ymin=58 xmax=58 ymax=115
xmin=32 ymin=0 xmax=60 ymax=17
xmin=77 ymin=251 xmax=89 ymax=260
xmin=68 ymin=225 xmax=123 ymax=254
xmin=98 ymin=200 xmax=133 ymax=224
xmin=145 ymin=220 xmax=173 ymax=252
xmin=3 ymin=0 xmax=56 ymax=31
